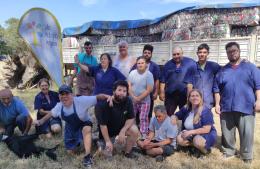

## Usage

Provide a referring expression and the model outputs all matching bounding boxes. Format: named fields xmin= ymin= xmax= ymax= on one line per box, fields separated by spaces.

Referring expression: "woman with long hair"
xmin=172 ymin=89 xmax=217 ymax=155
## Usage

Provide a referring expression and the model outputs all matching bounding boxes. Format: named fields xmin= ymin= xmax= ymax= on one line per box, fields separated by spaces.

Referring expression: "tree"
xmin=0 ymin=18 xmax=48 ymax=89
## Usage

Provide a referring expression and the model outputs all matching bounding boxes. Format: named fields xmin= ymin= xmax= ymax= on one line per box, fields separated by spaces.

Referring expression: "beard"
xmin=114 ymin=94 xmax=127 ymax=103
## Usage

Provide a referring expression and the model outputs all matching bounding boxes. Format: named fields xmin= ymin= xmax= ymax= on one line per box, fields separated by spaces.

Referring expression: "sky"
xmin=0 ymin=0 xmax=259 ymax=29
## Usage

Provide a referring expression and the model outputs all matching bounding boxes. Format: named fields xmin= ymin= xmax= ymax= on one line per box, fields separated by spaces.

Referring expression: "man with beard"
xmin=160 ymin=46 xmax=196 ymax=116
xmin=96 ymin=80 xmax=140 ymax=158
xmin=213 ymin=42 xmax=260 ymax=163
xmin=131 ymin=44 xmax=160 ymax=120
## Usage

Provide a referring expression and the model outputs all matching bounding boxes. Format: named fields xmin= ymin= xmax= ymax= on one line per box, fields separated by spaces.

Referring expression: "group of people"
xmin=0 ymin=40 xmax=259 ymax=167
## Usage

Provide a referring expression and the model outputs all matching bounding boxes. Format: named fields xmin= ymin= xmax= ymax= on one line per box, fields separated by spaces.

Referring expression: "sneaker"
xmin=124 ymin=151 xmax=138 ymax=159
xmin=222 ymin=153 xmax=235 ymax=160
xmin=83 ymin=154 xmax=93 ymax=167
xmin=155 ymin=155 xmax=165 ymax=162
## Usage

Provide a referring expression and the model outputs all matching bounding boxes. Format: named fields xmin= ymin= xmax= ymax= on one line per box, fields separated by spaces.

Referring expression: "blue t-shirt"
xmin=184 ymin=61 xmax=221 ymax=108
xmin=0 ymin=97 xmax=29 ymax=125
xmin=213 ymin=60 xmax=260 ymax=115
xmin=89 ymin=65 xmax=126 ymax=95
xmin=175 ymin=106 xmax=216 ymax=133
xmin=74 ymin=52 xmax=98 ymax=73
xmin=149 ymin=116 xmax=178 ymax=147
xmin=160 ymin=57 xmax=196 ymax=94
xmin=34 ymin=90 xmax=60 ymax=118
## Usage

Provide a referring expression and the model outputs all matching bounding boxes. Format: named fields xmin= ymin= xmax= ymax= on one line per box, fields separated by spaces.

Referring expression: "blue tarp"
xmin=63 ymin=3 xmax=260 ymax=37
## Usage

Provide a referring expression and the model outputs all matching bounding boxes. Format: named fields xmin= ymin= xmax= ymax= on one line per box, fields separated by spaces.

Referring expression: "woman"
xmin=172 ymin=89 xmax=217 ymax=155
xmin=34 ymin=78 xmax=62 ymax=138
xmin=75 ymin=53 xmax=126 ymax=97
xmin=128 ymin=56 xmax=154 ymax=138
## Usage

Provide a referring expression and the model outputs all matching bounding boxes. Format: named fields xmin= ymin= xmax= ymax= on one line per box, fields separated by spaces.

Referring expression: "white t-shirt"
xmin=51 ymin=96 xmax=97 ymax=122
xmin=128 ymin=69 xmax=154 ymax=103
xmin=113 ymin=55 xmax=135 ymax=78
xmin=184 ymin=111 xmax=194 ymax=130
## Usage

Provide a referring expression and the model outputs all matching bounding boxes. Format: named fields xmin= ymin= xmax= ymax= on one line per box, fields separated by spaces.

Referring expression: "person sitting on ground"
xmin=34 ymin=84 xmax=110 ymax=167
xmin=172 ymin=89 xmax=217 ymax=157
xmin=96 ymin=80 xmax=139 ymax=159
xmin=137 ymin=105 xmax=177 ymax=161
xmin=34 ymin=78 xmax=62 ymax=138
xmin=0 ymin=88 xmax=32 ymax=136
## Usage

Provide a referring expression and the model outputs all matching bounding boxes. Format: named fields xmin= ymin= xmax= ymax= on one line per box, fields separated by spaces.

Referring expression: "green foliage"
xmin=0 ymin=18 xmax=29 ymax=57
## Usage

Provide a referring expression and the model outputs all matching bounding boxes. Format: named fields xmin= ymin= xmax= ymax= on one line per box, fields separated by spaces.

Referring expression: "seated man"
xmin=0 ymin=89 xmax=32 ymax=136
xmin=34 ymin=84 xmax=110 ymax=167
xmin=97 ymin=80 xmax=139 ymax=158
xmin=137 ymin=105 xmax=177 ymax=161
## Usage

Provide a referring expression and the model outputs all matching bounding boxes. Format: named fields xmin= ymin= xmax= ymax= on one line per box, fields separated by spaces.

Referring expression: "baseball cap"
xmin=58 ymin=84 xmax=72 ymax=94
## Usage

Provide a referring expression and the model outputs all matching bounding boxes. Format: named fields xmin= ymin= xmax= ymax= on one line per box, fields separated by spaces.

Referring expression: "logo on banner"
xmin=18 ymin=8 xmax=64 ymax=87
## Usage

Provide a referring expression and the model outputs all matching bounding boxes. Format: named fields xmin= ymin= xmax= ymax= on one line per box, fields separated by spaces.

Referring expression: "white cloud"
xmin=157 ymin=0 xmax=257 ymax=4
xmin=80 ymin=0 xmax=98 ymax=6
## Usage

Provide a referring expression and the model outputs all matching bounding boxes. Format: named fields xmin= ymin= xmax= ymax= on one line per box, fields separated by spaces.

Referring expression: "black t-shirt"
xmin=97 ymin=97 xmax=135 ymax=138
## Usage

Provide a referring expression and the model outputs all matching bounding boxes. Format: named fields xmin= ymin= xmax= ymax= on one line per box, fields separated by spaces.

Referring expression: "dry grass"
xmin=0 ymin=89 xmax=259 ymax=169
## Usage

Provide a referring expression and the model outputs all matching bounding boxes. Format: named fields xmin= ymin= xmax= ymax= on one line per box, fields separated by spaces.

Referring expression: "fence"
xmin=62 ymin=35 xmax=260 ymax=67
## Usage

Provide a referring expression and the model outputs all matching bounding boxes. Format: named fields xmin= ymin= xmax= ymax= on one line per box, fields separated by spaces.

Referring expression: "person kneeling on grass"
xmin=172 ymin=89 xmax=217 ymax=158
xmin=137 ymin=105 xmax=178 ymax=161
xmin=34 ymin=84 xmax=111 ymax=167
xmin=96 ymin=80 xmax=139 ymax=159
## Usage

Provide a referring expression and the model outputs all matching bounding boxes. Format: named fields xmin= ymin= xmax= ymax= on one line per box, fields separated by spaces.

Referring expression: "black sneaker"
xmin=83 ymin=154 xmax=93 ymax=167
xmin=155 ymin=155 xmax=165 ymax=162
xmin=124 ymin=151 xmax=138 ymax=159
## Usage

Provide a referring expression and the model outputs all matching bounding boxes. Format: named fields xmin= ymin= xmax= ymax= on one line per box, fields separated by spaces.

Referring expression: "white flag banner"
xmin=18 ymin=8 xmax=64 ymax=87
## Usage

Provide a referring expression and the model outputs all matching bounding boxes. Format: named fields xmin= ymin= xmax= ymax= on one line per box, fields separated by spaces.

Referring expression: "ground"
xmin=0 ymin=88 xmax=259 ymax=169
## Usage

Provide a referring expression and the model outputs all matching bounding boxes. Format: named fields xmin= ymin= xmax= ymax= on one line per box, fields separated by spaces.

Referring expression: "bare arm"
xmin=187 ymin=83 xmax=193 ymax=96
xmin=255 ymin=90 xmax=260 ymax=112
xmin=190 ymin=125 xmax=211 ymax=135
xmin=36 ymin=112 xmax=52 ymax=126
xmin=39 ymin=109 xmax=49 ymax=116
xmin=74 ymin=54 xmax=89 ymax=72
xmin=128 ymin=81 xmax=136 ymax=98
xmin=137 ymin=84 xmax=153 ymax=101
xmin=214 ymin=93 xmax=221 ymax=114
xmin=153 ymin=80 xmax=159 ymax=100
xmin=159 ymin=83 xmax=165 ymax=101
xmin=24 ymin=115 xmax=33 ymax=135
xmin=100 ymin=125 xmax=112 ymax=143
xmin=120 ymin=118 xmax=135 ymax=135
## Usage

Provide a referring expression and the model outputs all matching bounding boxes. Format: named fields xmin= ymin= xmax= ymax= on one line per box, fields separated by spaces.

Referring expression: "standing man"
xmin=160 ymin=46 xmax=196 ymax=116
xmin=213 ymin=42 xmax=260 ymax=163
xmin=0 ymin=89 xmax=32 ymax=136
xmin=73 ymin=41 xmax=98 ymax=96
xmin=185 ymin=43 xmax=221 ymax=109
xmin=35 ymin=84 xmax=110 ymax=167
xmin=97 ymin=80 xmax=139 ymax=158
xmin=113 ymin=41 xmax=136 ymax=78
xmin=131 ymin=44 xmax=160 ymax=120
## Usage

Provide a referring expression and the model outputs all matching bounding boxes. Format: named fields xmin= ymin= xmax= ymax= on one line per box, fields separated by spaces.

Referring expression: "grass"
xmin=0 ymin=88 xmax=259 ymax=169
